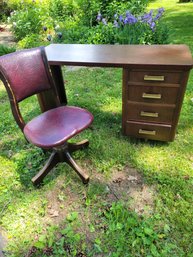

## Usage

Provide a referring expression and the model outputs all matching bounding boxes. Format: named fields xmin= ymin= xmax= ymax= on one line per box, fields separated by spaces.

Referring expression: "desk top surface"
xmin=46 ymin=44 xmax=193 ymax=69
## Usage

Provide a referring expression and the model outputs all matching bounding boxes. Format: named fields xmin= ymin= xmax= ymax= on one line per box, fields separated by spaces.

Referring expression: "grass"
xmin=0 ymin=0 xmax=193 ymax=256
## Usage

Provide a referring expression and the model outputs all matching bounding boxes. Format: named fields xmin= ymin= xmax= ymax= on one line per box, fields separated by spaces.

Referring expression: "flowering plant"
xmin=96 ymin=8 xmax=168 ymax=45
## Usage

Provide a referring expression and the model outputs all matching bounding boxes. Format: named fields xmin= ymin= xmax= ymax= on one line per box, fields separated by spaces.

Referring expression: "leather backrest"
xmin=0 ymin=47 xmax=52 ymax=102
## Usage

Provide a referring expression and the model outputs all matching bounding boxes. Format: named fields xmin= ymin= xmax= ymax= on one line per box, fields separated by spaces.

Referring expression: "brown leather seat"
xmin=0 ymin=47 xmax=93 ymax=185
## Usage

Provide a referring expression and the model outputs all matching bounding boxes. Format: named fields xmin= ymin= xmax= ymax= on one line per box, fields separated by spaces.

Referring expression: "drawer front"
xmin=127 ymin=102 xmax=175 ymax=124
xmin=128 ymin=85 xmax=179 ymax=104
xmin=129 ymin=70 xmax=182 ymax=84
xmin=125 ymin=121 xmax=172 ymax=141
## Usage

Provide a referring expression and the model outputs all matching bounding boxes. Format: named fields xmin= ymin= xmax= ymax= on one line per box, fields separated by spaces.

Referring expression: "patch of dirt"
xmin=44 ymin=173 xmax=87 ymax=225
xmin=0 ymin=24 xmax=15 ymax=46
xmin=106 ymin=166 xmax=155 ymax=215
xmin=44 ymin=164 xmax=155 ymax=227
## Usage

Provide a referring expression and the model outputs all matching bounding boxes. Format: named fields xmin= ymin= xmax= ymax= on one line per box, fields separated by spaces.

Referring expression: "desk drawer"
xmin=125 ymin=121 xmax=172 ymax=141
xmin=128 ymin=84 xmax=179 ymax=104
xmin=127 ymin=102 xmax=175 ymax=124
xmin=129 ymin=70 xmax=182 ymax=84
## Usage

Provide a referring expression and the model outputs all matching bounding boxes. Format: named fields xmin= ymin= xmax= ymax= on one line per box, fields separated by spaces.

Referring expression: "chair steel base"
xmin=31 ymin=140 xmax=90 ymax=186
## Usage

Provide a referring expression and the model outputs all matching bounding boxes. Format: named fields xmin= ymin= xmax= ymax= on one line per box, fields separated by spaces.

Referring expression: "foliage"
xmin=51 ymin=7 xmax=169 ymax=45
xmin=6 ymin=0 xmax=152 ymax=46
xmin=17 ymin=34 xmax=48 ymax=49
xmin=95 ymin=7 xmax=169 ymax=45
xmin=0 ymin=44 xmax=16 ymax=56
xmin=0 ymin=1 xmax=11 ymax=21
xmin=77 ymin=0 xmax=148 ymax=27
xmin=8 ymin=6 xmax=43 ymax=41
xmin=97 ymin=202 xmax=173 ymax=256
xmin=49 ymin=0 xmax=78 ymax=22
xmin=6 ymin=0 xmax=49 ymax=10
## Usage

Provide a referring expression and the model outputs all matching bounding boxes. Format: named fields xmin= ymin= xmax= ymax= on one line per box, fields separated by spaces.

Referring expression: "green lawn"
xmin=0 ymin=0 xmax=193 ymax=256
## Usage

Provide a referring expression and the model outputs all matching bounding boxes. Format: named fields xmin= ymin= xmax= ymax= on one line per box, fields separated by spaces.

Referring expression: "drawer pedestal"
xmin=122 ymin=68 xmax=191 ymax=142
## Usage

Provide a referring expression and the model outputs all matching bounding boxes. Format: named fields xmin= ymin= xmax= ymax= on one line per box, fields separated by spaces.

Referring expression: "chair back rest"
xmin=0 ymin=47 xmax=53 ymax=102
xmin=0 ymin=47 xmax=56 ymax=130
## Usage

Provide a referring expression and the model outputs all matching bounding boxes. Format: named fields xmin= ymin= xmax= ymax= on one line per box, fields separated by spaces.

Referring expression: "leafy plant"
xmin=95 ymin=7 xmax=169 ymax=45
xmin=8 ymin=4 xmax=44 ymax=40
xmin=0 ymin=44 xmax=16 ymax=56
xmin=49 ymin=0 xmax=78 ymax=22
xmin=94 ymin=202 xmax=174 ymax=256
xmin=0 ymin=1 xmax=11 ymax=21
xmin=17 ymin=34 xmax=47 ymax=49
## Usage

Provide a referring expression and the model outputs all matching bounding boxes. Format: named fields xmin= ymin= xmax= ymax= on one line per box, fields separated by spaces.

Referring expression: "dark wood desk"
xmin=42 ymin=44 xmax=193 ymax=141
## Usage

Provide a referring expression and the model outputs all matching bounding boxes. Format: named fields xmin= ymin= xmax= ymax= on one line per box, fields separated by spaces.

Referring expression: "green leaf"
xmin=66 ymin=212 xmax=78 ymax=222
xmin=144 ymin=227 xmax=154 ymax=235
xmin=164 ymin=224 xmax=170 ymax=233
xmin=34 ymin=240 xmax=46 ymax=249
xmin=150 ymin=244 xmax=159 ymax=257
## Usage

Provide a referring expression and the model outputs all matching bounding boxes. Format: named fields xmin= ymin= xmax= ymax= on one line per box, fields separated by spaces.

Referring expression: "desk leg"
xmin=37 ymin=65 xmax=68 ymax=112
xmin=50 ymin=65 xmax=67 ymax=105
xmin=122 ymin=68 xmax=129 ymax=135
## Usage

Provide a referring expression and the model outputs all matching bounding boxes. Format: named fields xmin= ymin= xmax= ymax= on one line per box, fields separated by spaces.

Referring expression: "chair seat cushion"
xmin=24 ymin=106 xmax=93 ymax=149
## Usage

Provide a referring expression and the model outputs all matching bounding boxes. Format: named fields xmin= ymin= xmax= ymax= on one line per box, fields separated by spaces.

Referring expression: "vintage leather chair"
xmin=0 ymin=47 xmax=93 ymax=185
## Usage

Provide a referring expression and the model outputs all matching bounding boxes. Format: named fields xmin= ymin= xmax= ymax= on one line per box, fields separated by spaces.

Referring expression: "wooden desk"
xmin=42 ymin=44 xmax=193 ymax=142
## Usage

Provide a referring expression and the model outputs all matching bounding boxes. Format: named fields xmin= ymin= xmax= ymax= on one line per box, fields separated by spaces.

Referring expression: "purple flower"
xmin=113 ymin=20 xmax=119 ymax=28
xmin=124 ymin=13 xmax=137 ymax=24
xmin=154 ymin=7 xmax=165 ymax=21
xmin=102 ymin=18 xmax=107 ymax=25
xmin=158 ymin=7 xmax=165 ymax=13
xmin=119 ymin=15 xmax=124 ymax=22
xmin=97 ymin=12 xmax=102 ymax=22
xmin=150 ymin=21 xmax=156 ymax=30
xmin=141 ymin=10 xmax=153 ymax=22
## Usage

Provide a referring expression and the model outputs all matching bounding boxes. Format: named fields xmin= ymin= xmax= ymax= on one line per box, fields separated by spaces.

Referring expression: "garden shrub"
xmin=52 ymin=26 xmax=88 ymax=44
xmin=94 ymin=7 xmax=169 ymax=45
xmin=6 ymin=0 xmax=169 ymax=47
xmin=51 ymin=7 xmax=169 ymax=45
xmin=0 ymin=1 xmax=11 ymax=21
xmin=49 ymin=0 xmax=79 ymax=21
xmin=83 ymin=23 xmax=116 ymax=44
xmin=9 ymin=6 xmax=43 ymax=40
xmin=6 ymin=0 xmax=49 ymax=10
xmin=77 ymin=0 xmax=148 ymax=27
xmin=17 ymin=34 xmax=48 ymax=49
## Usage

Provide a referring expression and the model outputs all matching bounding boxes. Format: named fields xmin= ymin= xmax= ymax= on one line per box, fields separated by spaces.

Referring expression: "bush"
xmin=77 ymin=0 xmax=148 ymax=27
xmin=49 ymin=0 xmax=78 ymax=21
xmin=9 ymin=6 xmax=43 ymax=40
xmin=93 ymin=7 xmax=169 ymax=45
xmin=6 ymin=0 xmax=169 ymax=47
xmin=17 ymin=34 xmax=48 ymax=49
xmin=84 ymin=23 xmax=116 ymax=44
xmin=49 ymin=7 xmax=169 ymax=45
xmin=6 ymin=0 xmax=49 ymax=10
xmin=0 ymin=1 xmax=11 ymax=21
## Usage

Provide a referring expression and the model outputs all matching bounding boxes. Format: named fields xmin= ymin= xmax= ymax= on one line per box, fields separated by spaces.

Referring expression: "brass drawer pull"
xmin=144 ymin=75 xmax=165 ymax=81
xmin=140 ymin=111 xmax=159 ymax=118
xmin=139 ymin=129 xmax=156 ymax=135
xmin=142 ymin=93 xmax=162 ymax=99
